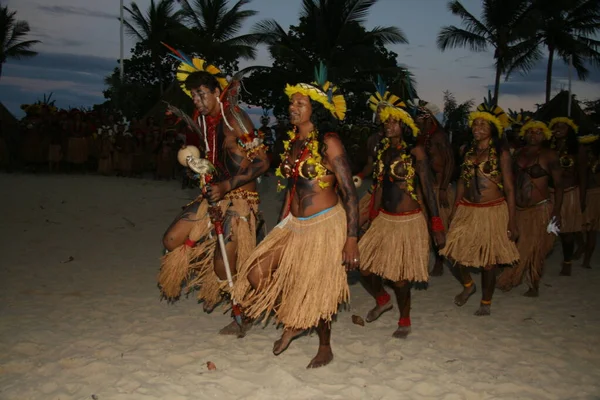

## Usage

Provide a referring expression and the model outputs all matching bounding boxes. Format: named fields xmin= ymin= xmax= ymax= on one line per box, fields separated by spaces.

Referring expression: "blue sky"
xmin=2 ymin=0 xmax=599 ymax=122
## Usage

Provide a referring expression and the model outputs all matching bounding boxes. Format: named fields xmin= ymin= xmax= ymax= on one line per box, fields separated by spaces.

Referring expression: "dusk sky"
xmin=2 ymin=0 xmax=599 ymax=121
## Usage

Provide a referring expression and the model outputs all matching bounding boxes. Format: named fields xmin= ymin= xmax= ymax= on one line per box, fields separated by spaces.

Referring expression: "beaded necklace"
xmin=373 ymin=138 xmax=418 ymax=202
xmin=461 ymin=140 xmax=503 ymax=191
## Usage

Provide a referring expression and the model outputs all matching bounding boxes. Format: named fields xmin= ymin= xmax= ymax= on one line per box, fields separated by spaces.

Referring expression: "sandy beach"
xmin=0 ymin=172 xmax=599 ymax=400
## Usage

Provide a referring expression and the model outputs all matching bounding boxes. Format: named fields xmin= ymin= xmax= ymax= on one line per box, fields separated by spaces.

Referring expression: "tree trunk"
xmin=493 ymin=63 xmax=501 ymax=104
xmin=545 ymin=47 xmax=554 ymax=103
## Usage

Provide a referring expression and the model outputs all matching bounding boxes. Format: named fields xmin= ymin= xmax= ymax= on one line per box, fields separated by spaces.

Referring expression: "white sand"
xmin=0 ymin=173 xmax=599 ymax=400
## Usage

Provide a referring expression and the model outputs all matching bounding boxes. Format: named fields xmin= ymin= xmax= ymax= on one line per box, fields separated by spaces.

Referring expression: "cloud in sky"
xmin=36 ymin=5 xmax=117 ymax=20
xmin=2 ymin=0 xmax=599 ymax=119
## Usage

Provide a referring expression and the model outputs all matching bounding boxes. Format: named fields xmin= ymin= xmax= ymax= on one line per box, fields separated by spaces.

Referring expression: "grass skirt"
xmin=497 ymin=200 xmax=555 ymax=291
xmin=440 ymin=198 xmax=519 ymax=268
xmin=554 ymin=186 xmax=583 ymax=233
xmin=583 ymin=187 xmax=600 ymax=232
xmin=233 ymin=203 xmax=349 ymax=330
xmin=359 ymin=209 xmax=430 ymax=283
xmin=157 ymin=190 xmax=258 ymax=308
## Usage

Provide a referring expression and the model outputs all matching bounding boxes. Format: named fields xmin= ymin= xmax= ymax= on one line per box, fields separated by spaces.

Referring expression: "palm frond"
xmin=448 ymin=0 xmax=490 ymax=37
xmin=437 ymin=26 xmax=488 ymax=51
xmin=365 ymin=26 xmax=408 ymax=45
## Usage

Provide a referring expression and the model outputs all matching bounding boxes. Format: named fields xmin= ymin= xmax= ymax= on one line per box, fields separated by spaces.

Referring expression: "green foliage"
xmin=0 ymin=3 xmax=40 ymax=80
xmin=243 ymin=0 xmax=413 ymax=123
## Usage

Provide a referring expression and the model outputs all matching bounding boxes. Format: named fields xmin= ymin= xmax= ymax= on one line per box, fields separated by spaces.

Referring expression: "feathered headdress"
xmin=284 ymin=61 xmax=346 ymax=120
xmin=163 ymin=43 xmax=228 ymax=98
xmin=578 ymin=133 xmax=599 ymax=144
xmin=468 ymin=91 xmax=510 ymax=137
xmin=367 ymin=75 xmax=404 ymax=113
xmin=518 ymin=118 xmax=552 ymax=140
xmin=366 ymin=75 xmax=418 ymax=136
xmin=507 ymin=108 xmax=534 ymax=130
xmin=549 ymin=117 xmax=579 ymax=134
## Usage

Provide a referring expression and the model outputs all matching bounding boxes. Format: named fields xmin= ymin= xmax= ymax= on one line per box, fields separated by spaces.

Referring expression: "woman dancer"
xmin=440 ymin=100 xmax=519 ymax=316
xmin=358 ymin=102 xmax=445 ymax=338
xmin=496 ymin=119 xmax=563 ymax=296
xmin=581 ymin=133 xmax=600 ymax=268
xmin=233 ymin=64 xmax=359 ymax=368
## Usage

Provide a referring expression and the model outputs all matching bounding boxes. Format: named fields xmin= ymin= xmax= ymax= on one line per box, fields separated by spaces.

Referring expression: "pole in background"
xmin=120 ymin=0 xmax=124 ymax=82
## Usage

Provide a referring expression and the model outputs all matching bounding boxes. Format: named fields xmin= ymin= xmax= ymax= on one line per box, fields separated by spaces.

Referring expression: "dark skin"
xmin=552 ymin=122 xmax=588 ymax=274
xmin=512 ymin=128 xmax=563 ymax=296
xmin=360 ymin=116 xmax=446 ymax=338
xmin=582 ymin=142 xmax=599 ymax=268
xmin=161 ymin=84 xmax=269 ymax=334
xmin=415 ymin=112 xmax=455 ymax=276
xmin=246 ymin=92 xmax=359 ymax=368
xmin=450 ymin=118 xmax=518 ymax=316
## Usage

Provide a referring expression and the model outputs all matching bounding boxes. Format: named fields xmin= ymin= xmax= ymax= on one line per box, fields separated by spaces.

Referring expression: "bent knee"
xmin=162 ymin=234 xmax=180 ymax=252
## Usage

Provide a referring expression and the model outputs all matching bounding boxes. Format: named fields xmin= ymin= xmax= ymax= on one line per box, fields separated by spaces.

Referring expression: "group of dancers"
xmin=157 ymin=48 xmax=600 ymax=369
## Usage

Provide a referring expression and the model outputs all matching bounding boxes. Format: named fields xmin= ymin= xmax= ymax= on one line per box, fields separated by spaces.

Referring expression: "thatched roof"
xmin=534 ymin=90 xmax=595 ymax=134
xmin=141 ymin=82 xmax=194 ymax=124
xmin=0 ymin=102 xmax=19 ymax=135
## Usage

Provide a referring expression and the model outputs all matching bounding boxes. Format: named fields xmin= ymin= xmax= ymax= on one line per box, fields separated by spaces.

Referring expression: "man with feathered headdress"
xmin=411 ymin=98 xmax=455 ymax=276
xmin=157 ymin=46 xmax=270 ymax=337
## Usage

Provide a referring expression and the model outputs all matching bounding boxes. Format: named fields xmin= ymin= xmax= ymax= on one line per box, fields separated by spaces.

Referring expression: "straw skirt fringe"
xmin=359 ymin=210 xmax=430 ymax=283
xmin=497 ymin=201 xmax=555 ymax=291
xmin=233 ymin=203 xmax=349 ymax=330
xmin=157 ymin=195 xmax=258 ymax=308
xmin=554 ymin=187 xmax=583 ymax=233
xmin=584 ymin=187 xmax=600 ymax=231
xmin=440 ymin=199 xmax=519 ymax=268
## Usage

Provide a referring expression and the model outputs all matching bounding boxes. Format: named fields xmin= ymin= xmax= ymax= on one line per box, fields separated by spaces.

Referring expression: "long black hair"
xmin=309 ymin=99 xmax=339 ymax=158
xmin=550 ymin=124 xmax=579 ymax=155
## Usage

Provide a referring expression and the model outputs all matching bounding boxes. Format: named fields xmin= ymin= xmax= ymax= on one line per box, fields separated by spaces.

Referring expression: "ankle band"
xmin=376 ymin=292 xmax=391 ymax=306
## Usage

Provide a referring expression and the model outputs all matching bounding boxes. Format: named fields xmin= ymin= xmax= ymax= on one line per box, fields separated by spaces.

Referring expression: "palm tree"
xmin=0 ymin=4 xmax=40 ymax=81
xmin=437 ymin=0 xmax=539 ymax=103
xmin=252 ymin=0 xmax=408 ymax=80
xmin=178 ymin=0 xmax=261 ymax=74
xmin=512 ymin=0 xmax=600 ymax=103
xmin=123 ymin=0 xmax=184 ymax=94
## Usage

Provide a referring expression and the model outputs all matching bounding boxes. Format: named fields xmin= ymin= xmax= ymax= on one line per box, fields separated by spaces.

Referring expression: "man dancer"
xmin=414 ymin=100 xmax=455 ymax=276
xmin=158 ymin=52 xmax=269 ymax=337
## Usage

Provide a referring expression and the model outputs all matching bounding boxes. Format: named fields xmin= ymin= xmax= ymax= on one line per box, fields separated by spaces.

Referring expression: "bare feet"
xmin=306 ymin=344 xmax=334 ymax=369
xmin=392 ymin=326 xmax=411 ymax=339
xmin=454 ymin=284 xmax=476 ymax=307
xmin=218 ymin=320 xmax=252 ymax=338
xmin=430 ymin=259 xmax=444 ymax=276
xmin=273 ymin=329 xmax=304 ymax=355
xmin=523 ymin=288 xmax=539 ymax=297
xmin=572 ymin=246 xmax=584 ymax=261
xmin=559 ymin=262 xmax=572 ymax=276
xmin=474 ymin=304 xmax=491 ymax=316
xmin=365 ymin=301 xmax=393 ymax=323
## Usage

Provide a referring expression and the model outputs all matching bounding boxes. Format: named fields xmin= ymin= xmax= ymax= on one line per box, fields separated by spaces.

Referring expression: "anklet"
xmin=398 ymin=317 xmax=411 ymax=327
xmin=376 ymin=292 xmax=391 ymax=306
xmin=480 ymin=300 xmax=491 ymax=305
xmin=463 ymin=280 xmax=474 ymax=288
